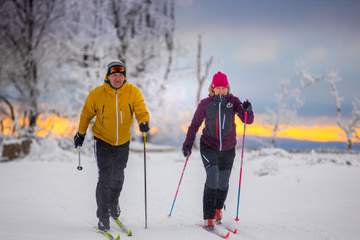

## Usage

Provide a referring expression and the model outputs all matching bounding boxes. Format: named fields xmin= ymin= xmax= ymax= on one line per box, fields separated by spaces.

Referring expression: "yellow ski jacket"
xmin=78 ymin=82 xmax=150 ymax=146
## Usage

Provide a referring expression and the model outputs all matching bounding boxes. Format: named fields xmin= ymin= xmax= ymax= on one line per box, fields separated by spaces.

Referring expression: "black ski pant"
xmin=94 ymin=139 xmax=129 ymax=220
xmin=200 ymin=142 xmax=235 ymax=220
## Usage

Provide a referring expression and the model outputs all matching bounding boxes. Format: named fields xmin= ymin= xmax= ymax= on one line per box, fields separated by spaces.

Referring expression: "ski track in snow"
xmin=0 ymin=141 xmax=359 ymax=240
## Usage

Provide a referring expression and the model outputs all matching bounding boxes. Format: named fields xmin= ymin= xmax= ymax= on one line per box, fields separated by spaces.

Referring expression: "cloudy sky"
xmin=172 ymin=0 xmax=360 ymax=118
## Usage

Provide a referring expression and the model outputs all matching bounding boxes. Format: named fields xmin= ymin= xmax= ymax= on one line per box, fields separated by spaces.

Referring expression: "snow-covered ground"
xmin=0 ymin=140 xmax=360 ymax=240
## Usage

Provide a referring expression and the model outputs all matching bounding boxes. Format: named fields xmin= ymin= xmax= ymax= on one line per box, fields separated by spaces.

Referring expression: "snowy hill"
xmin=0 ymin=140 xmax=359 ymax=240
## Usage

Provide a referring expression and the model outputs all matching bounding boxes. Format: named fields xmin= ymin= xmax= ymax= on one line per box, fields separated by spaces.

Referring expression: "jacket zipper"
xmin=218 ymin=97 xmax=222 ymax=151
xmin=222 ymin=113 xmax=226 ymax=130
xmin=115 ymin=93 xmax=119 ymax=145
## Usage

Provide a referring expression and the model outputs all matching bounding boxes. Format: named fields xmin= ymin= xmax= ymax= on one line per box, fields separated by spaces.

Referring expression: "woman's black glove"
xmin=182 ymin=144 xmax=192 ymax=157
xmin=242 ymin=100 xmax=252 ymax=112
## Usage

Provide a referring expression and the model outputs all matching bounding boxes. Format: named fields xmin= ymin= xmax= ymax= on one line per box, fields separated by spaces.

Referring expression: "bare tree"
xmin=188 ymin=34 xmax=213 ymax=149
xmin=196 ymin=34 xmax=213 ymax=105
xmin=0 ymin=0 xmax=62 ymax=130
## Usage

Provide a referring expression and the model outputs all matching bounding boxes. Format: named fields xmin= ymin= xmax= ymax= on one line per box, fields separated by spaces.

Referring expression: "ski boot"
xmin=215 ymin=208 xmax=223 ymax=224
xmin=110 ymin=205 xmax=121 ymax=219
xmin=204 ymin=218 xmax=215 ymax=231
xmin=98 ymin=218 xmax=110 ymax=232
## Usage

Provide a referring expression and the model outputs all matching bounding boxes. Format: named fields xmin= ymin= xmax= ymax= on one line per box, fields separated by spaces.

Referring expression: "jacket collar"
xmin=103 ymin=81 xmax=127 ymax=95
xmin=212 ymin=94 xmax=230 ymax=103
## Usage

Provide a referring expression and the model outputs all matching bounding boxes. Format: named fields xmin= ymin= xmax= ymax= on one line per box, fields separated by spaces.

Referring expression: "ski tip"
xmin=223 ymin=231 xmax=231 ymax=239
xmin=225 ymin=227 xmax=238 ymax=234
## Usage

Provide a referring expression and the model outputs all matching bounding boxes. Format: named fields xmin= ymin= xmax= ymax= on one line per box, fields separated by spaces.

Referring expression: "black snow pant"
xmin=200 ymin=142 xmax=235 ymax=220
xmin=94 ymin=138 xmax=129 ymax=220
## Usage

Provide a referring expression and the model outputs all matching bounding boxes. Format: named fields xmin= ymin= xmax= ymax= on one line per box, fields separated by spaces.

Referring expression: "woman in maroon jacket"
xmin=182 ymin=71 xmax=254 ymax=230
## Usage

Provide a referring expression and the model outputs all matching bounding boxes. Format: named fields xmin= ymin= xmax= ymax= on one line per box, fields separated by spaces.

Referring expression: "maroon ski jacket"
xmin=183 ymin=94 xmax=254 ymax=151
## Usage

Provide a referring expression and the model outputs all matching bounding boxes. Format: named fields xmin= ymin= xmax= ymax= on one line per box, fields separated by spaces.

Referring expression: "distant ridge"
xmin=245 ymin=136 xmax=360 ymax=152
xmin=146 ymin=134 xmax=360 ymax=152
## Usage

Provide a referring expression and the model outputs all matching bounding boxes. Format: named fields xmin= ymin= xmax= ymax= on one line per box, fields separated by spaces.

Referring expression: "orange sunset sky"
xmin=1 ymin=114 xmax=359 ymax=143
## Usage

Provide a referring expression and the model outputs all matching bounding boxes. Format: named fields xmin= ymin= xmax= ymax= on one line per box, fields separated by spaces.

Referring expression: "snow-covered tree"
xmin=0 ymin=35 xmax=14 ymax=126
xmin=1 ymin=0 xmax=177 ymax=143
xmin=195 ymin=34 xmax=213 ymax=105
xmin=267 ymin=79 xmax=303 ymax=146
xmin=298 ymin=70 xmax=360 ymax=150
xmin=0 ymin=0 xmax=63 ymax=130
xmin=41 ymin=0 xmax=111 ymax=116
xmin=327 ymin=72 xmax=360 ymax=150
xmin=105 ymin=0 xmax=176 ymax=110
xmin=43 ymin=0 xmax=176 ymax=115
xmin=61 ymin=0 xmax=107 ymax=79
xmin=33 ymin=0 xmax=176 ymax=116
xmin=162 ymin=0 xmax=175 ymax=82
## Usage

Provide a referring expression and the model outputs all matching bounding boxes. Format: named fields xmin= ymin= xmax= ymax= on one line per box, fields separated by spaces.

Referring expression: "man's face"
xmin=108 ymin=72 xmax=125 ymax=88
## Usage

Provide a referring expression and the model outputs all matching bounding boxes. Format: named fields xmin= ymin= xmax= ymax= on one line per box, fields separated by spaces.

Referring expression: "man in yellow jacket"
xmin=74 ymin=60 xmax=150 ymax=232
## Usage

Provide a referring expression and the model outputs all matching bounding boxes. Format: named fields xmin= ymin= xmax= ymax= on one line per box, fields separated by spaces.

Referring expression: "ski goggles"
xmin=109 ymin=65 xmax=126 ymax=74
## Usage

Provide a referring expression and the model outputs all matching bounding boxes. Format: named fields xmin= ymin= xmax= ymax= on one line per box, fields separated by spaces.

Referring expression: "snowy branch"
xmin=298 ymin=69 xmax=324 ymax=88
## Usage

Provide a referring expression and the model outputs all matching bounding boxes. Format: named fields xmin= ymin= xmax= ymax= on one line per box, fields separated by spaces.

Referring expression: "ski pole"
xmin=77 ymin=147 xmax=83 ymax=171
xmin=143 ymin=132 xmax=148 ymax=229
xmin=235 ymin=111 xmax=248 ymax=222
xmin=168 ymin=154 xmax=190 ymax=217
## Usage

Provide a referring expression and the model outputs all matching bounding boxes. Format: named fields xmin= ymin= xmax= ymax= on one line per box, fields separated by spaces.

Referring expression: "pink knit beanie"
xmin=211 ymin=71 xmax=229 ymax=88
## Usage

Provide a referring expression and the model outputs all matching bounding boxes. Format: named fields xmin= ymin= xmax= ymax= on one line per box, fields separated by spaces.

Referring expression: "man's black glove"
xmin=74 ymin=132 xmax=85 ymax=148
xmin=182 ymin=144 xmax=192 ymax=158
xmin=242 ymin=100 xmax=252 ymax=112
xmin=139 ymin=122 xmax=149 ymax=133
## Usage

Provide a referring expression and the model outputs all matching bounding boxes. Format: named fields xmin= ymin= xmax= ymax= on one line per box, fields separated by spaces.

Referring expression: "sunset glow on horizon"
xmin=235 ymin=118 xmax=360 ymax=143
xmin=1 ymin=115 xmax=359 ymax=144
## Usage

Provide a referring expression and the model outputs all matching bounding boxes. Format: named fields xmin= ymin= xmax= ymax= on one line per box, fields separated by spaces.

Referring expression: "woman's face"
xmin=213 ymin=86 xmax=228 ymax=96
